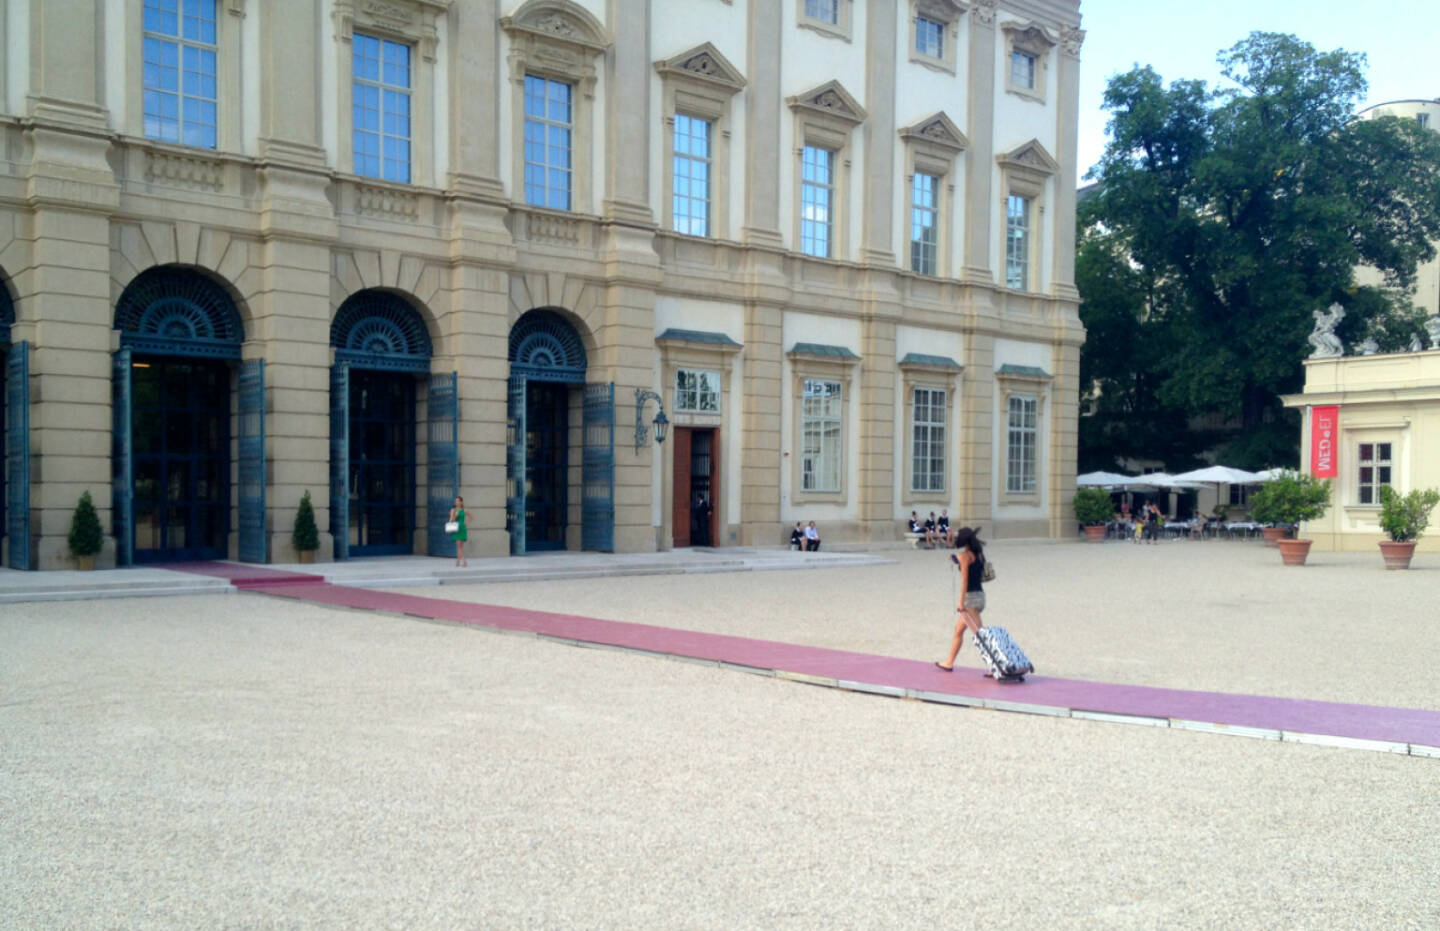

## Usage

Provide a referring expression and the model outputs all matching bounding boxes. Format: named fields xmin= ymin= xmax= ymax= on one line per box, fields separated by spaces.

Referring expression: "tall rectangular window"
xmin=143 ymin=0 xmax=218 ymax=148
xmin=352 ymin=34 xmax=411 ymax=183
xmin=1010 ymin=50 xmax=1037 ymax=89
xmin=801 ymin=379 xmax=842 ymax=492
xmin=805 ymin=0 xmax=839 ymax=24
xmin=1357 ymin=442 xmax=1392 ymax=505
xmin=1006 ymin=395 xmax=1038 ymax=494
xmin=911 ymin=173 xmax=939 ymax=276
xmin=916 ymin=17 xmax=945 ymax=58
xmin=524 ymin=75 xmax=573 ymax=210
xmin=675 ymin=369 xmax=721 ymax=413
xmin=672 ymin=115 xmax=712 ymax=237
xmin=912 ymin=388 xmax=946 ymax=492
xmin=1006 ymin=194 xmax=1031 ymax=290
xmin=1418 ymin=113 xmax=1430 ymax=130
xmin=801 ymin=146 xmax=835 ymax=258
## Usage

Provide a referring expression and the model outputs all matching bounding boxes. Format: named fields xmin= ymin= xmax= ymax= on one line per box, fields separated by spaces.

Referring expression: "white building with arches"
xmin=0 ymin=0 xmax=1085 ymax=569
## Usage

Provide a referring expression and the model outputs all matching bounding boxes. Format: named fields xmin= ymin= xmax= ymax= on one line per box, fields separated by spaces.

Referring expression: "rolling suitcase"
xmin=973 ymin=627 xmax=1033 ymax=681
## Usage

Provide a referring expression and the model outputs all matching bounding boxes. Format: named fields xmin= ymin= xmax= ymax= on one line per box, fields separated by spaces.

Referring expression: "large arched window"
xmin=331 ymin=290 xmax=433 ymax=372
xmin=114 ymin=267 xmax=244 ymax=358
xmin=509 ymin=308 xmax=587 ymax=383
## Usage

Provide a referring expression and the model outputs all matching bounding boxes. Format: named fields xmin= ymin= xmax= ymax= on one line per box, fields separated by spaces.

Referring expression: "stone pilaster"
xmin=741 ymin=0 xmax=784 ymax=249
xmin=257 ymin=0 xmax=332 ymax=239
xmin=856 ymin=315 xmax=897 ymax=537
xmin=603 ymin=0 xmax=654 ymax=227
xmin=25 ymin=0 xmax=109 ymax=129
xmin=962 ymin=0 xmax=997 ymax=282
xmin=446 ymin=0 xmax=510 ymax=241
xmin=960 ymin=331 xmax=995 ymax=530
xmin=861 ymin=0 xmax=898 ymax=265
xmin=1048 ymin=339 xmax=1081 ymax=537
xmin=740 ymin=303 xmax=783 ymax=543
xmin=1051 ymin=23 xmax=1084 ymax=301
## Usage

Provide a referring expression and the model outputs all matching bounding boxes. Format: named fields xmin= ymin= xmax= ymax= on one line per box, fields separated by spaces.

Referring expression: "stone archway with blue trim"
xmin=506 ymin=308 xmax=614 ymax=555
xmin=329 ymin=289 xmax=457 ymax=560
xmin=111 ymin=266 xmax=260 ymax=565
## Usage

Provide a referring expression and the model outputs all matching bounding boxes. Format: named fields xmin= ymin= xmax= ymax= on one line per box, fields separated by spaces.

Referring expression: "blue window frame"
xmin=143 ymin=0 xmax=218 ymax=149
xmin=916 ymin=17 xmax=944 ymax=59
xmin=524 ymin=75 xmax=573 ymax=210
xmin=672 ymin=114 xmax=711 ymax=236
xmin=800 ymin=145 xmax=834 ymax=258
xmin=353 ymin=33 xmax=412 ymax=183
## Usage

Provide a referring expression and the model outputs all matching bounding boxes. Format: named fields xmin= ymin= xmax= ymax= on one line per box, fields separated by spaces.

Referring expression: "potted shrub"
xmin=1377 ymin=486 xmax=1440 ymax=570
xmin=1073 ymin=488 xmax=1115 ymax=542
xmin=1248 ymin=491 xmax=1291 ymax=547
xmin=1246 ymin=471 xmax=1332 ymax=566
xmin=292 ymin=490 xmax=320 ymax=564
xmin=68 ymin=490 xmax=104 ymax=571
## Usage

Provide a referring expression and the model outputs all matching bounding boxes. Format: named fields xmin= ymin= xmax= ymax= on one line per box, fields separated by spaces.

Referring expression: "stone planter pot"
xmin=1083 ymin=524 xmax=1107 ymax=542
xmin=1277 ymin=538 xmax=1312 ymax=566
xmin=1378 ymin=540 xmax=1417 ymax=570
xmin=297 ymin=550 xmax=316 ymax=565
xmin=75 ymin=555 xmax=95 ymax=571
xmin=1260 ymin=526 xmax=1288 ymax=547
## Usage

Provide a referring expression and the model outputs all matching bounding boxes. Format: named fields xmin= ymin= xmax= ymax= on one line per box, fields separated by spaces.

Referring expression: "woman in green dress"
xmin=448 ymin=495 xmax=468 ymax=567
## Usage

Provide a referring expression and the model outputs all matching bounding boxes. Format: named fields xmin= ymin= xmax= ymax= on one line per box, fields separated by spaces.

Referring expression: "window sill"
xmin=797 ymin=18 xmax=851 ymax=42
xmin=908 ymin=52 xmax=956 ymax=76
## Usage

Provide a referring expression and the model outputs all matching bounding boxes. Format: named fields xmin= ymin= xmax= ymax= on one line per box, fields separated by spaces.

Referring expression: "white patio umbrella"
xmin=1127 ymin=472 xmax=1202 ymax=489
xmin=1170 ymin=466 xmax=1265 ymax=517
xmin=1252 ymin=467 xmax=1296 ymax=481
xmin=1077 ymin=471 xmax=1136 ymax=488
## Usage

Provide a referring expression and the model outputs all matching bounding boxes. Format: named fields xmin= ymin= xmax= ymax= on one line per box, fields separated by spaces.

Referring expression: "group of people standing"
xmin=907 ymin=510 xmax=955 ymax=548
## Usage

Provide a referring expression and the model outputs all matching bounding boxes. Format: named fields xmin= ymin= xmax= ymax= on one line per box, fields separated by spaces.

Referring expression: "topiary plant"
xmin=292 ymin=490 xmax=319 ymax=553
xmin=68 ymin=490 xmax=104 ymax=558
xmin=1073 ymin=487 xmax=1116 ymax=526
xmin=1248 ymin=470 xmax=1332 ymax=527
xmin=1378 ymin=486 xmax=1440 ymax=543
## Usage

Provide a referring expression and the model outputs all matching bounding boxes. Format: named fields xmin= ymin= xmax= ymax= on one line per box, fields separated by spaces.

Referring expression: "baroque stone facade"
xmin=0 ymin=0 xmax=1084 ymax=570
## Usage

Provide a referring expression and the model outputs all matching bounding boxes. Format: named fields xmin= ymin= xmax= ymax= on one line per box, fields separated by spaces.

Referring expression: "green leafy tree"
xmin=292 ymin=490 xmax=319 ymax=553
xmin=1080 ymin=32 xmax=1440 ymax=470
xmin=68 ymin=490 xmax=104 ymax=558
xmin=1248 ymin=471 xmax=1332 ymax=525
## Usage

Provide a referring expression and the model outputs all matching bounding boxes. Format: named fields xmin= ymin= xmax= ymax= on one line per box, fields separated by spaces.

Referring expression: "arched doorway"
xmin=506 ymin=309 xmax=613 ymax=554
xmin=112 ymin=267 xmax=256 ymax=564
xmin=329 ymin=291 xmax=457 ymax=559
xmin=2 ymin=275 xmax=30 ymax=569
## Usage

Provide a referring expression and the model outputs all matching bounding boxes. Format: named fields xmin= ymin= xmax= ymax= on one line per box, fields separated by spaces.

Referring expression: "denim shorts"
xmin=963 ymin=591 xmax=986 ymax=613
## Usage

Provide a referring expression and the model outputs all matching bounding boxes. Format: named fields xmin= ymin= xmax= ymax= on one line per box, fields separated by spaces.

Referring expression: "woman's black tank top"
xmin=967 ymin=553 xmax=984 ymax=592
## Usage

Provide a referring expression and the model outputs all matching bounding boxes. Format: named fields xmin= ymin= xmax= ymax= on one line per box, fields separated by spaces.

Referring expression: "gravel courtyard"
xmin=3 ymin=540 xmax=1438 ymax=928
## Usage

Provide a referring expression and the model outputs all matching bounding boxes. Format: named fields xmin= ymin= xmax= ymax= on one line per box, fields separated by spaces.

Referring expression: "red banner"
xmin=1310 ymin=406 xmax=1339 ymax=478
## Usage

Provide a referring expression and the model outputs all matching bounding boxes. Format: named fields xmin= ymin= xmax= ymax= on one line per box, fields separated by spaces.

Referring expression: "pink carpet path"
xmin=173 ymin=562 xmax=1440 ymax=756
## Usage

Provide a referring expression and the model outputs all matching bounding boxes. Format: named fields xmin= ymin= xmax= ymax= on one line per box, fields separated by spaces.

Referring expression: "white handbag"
xmin=444 ymin=521 xmax=460 ymax=534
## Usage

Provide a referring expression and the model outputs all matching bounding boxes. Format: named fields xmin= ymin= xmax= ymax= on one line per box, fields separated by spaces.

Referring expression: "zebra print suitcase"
xmin=974 ymin=626 xmax=1034 ymax=681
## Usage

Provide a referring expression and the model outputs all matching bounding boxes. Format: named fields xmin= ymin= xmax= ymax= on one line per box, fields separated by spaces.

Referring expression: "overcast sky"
xmin=1076 ymin=0 xmax=1440 ymax=178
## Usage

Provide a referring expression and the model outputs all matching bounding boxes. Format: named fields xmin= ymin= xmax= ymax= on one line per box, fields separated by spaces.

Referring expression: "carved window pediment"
xmin=654 ymin=42 xmax=746 ymax=95
xmin=332 ymin=0 xmax=451 ymax=61
xmin=899 ymin=112 xmax=969 ymax=156
xmin=500 ymin=0 xmax=612 ymax=55
xmin=916 ymin=0 xmax=968 ymax=18
xmin=786 ymin=80 xmax=867 ymax=128
xmin=997 ymin=138 xmax=1059 ymax=196
xmin=1001 ymin=20 xmax=1057 ymax=55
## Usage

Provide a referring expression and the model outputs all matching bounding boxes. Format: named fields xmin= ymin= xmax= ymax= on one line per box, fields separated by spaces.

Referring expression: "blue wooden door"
xmin=111 ymin=347 xmax=133 ymax=567
xmin=329 ymin=362 xmax=350 ymax=560
xmin=5 ymin=341 xmax=30 ymax=569
xmin=426 ymin=371 xmax=458 ymax=557
xmin=238 ymin=359 xmax=266 ymax=563
xmin=582 ymin=382 xmax=615 ymax=552
xmin=506 ymin=373 xmax=526 ymax=555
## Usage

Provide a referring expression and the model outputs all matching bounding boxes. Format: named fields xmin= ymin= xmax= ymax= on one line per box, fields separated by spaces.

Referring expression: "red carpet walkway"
xmin=176 ymin=562 xmax=1440 ymax=759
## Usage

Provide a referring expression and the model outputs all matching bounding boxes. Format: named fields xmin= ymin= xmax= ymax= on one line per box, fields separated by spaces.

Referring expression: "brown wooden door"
xmin=671 ymin=427 xmax=691 ymax=548
xmin=707 ymin=430 xmax=720 ymax=546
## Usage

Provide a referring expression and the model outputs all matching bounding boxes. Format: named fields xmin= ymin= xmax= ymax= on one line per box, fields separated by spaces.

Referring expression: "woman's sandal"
xmin=934 ymin=662 xmax=954 ymax=672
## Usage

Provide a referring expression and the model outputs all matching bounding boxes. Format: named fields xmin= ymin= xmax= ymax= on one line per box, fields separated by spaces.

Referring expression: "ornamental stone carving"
xmin=145 ymin=151 xmax=224 ymax=192
xmin=1425 ymin=315 xmax=1440 ymax=349
xmin=787 ymin=80 xmax=867 ymax=127
xmin=1060 ymin=24 xmax=1086 ymax=58
xmin=1307 ymin=303 xmax=1345 ymax=359
xmin=1356 ymin=337 xmax=1379 ymax=356
xmin=972 ymin=0 xmax=996 ymax=27
xmin=654 ymin=43 xmax=746 ymax=94
xmin=332 ymin=0 xmax=449 ymax=62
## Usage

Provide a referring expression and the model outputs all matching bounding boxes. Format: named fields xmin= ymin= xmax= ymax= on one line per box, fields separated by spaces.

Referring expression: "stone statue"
xmin=1426 ymin=315 xmax=1440 ymax=350
xmin=1307 ymin=303 xmax=1345 ymax=359
xmin=1410 ymin=333 xmax=1425 ymax=353
xmin=1357 ymin=337 xmax=1379 ymax=356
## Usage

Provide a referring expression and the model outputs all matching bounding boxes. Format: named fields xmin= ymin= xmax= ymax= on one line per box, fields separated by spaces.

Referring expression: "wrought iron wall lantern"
xmin=634 ymin=388 xmax=669 ymax=450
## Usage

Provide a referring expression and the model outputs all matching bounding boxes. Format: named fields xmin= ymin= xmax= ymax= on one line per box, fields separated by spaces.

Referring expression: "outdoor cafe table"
xmin=1223 ymin=521 xmax=1263 ymax=539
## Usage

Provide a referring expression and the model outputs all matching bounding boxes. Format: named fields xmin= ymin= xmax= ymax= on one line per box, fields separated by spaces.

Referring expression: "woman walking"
xmin=448 ymin=495 xmax=468 ymax=567
xmin=935 ymin=526 xmax=985 ymax=672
